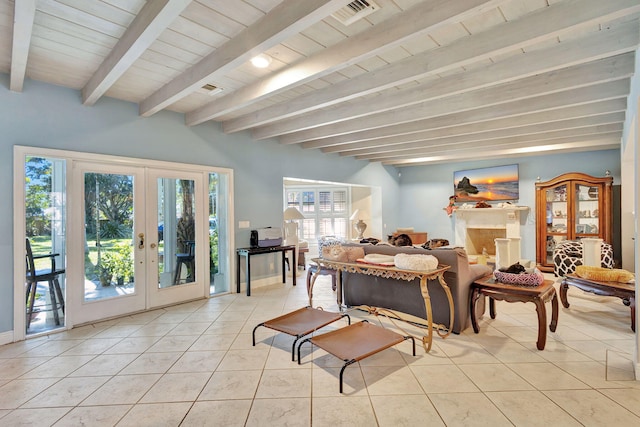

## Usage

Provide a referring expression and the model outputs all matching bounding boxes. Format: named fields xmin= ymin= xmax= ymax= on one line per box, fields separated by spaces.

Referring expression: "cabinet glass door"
xmin=544 ymin=184 xmax=568 ymax=264
xmin=574 ymin=184 xmax=599 ymax=237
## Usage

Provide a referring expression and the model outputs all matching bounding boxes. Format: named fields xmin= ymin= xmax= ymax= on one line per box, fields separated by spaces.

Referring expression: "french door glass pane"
xmin=25 ymin=156 xmax=66 ymax=334
xmin=209 ymin=173 xmax=219 ymax=295
xmin=157 ymin=178 xmax=196 ymax=288
xmin=83 ymin=172 xmax=135 ymax=301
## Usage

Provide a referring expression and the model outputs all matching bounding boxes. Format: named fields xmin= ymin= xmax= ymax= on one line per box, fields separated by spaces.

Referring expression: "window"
xmin=285 ymin=187 xmax=350 ymax=243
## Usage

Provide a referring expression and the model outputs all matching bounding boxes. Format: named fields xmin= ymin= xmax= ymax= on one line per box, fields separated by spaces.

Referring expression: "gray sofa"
xmin=341 ymin=243 xmax=491 ymax=333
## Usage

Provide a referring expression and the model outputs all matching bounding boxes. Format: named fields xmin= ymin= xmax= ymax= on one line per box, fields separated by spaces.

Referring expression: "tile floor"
xmin=1 ymin=272 xmax=639 ymax=426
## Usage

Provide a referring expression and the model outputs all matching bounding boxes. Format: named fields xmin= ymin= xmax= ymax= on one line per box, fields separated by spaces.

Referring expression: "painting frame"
xmin=453 ymin=164 xmax=519 ymax=202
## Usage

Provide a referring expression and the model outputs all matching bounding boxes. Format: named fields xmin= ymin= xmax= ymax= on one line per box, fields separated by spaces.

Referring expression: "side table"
xmin=470 ymin=275 xmax=558 ymax=350
xmin=236 ymin=245 xmax=296 ymax=296
xmin=560 ymin=274 xmax=635 ymax=332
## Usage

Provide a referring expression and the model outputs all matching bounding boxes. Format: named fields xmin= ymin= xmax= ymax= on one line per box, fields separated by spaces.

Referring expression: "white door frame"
xmin=13 ymin=146 xmax=235 ymax=341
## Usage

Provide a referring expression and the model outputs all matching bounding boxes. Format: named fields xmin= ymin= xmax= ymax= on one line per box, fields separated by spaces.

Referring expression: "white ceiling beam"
xmin=187 ymin=0 xmax=505 ymax=125
xmin=9 ymin=0 xmax=36 ymax=92
xmin=382 ymin=137 xmax=622 ymax=166
xmin=244 ymin=0 xmax=640 ymax=138
xmin=252 ymin=23 xmax=639 ymax=139
xmin=279 ymin=78 xmax=631 ymax=144
xmin=140 ymin=0 xmax=353 ymax=117
xmin=257 ymin=51 xmax=635 ymax=139
xmin=375 ymin=132 xmax=622 ymax=162
xmin=358 ymin=124 xmax=623 ymax=161
xmin=82 ymin=0 xmax=192 ymax=106
xmin=338 ymin=112 xmax=625 ymax=157
xmin=303 ymin=98 xmax=628 ymax=149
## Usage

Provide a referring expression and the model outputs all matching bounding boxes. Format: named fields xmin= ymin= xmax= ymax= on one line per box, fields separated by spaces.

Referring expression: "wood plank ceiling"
xmin=2 ymin=0 xmax=638 ymax=166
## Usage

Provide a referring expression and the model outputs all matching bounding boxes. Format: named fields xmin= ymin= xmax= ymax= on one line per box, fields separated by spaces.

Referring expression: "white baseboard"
xmin=0 ymin=330 xmax=14 ymax=346
xmin=237 ymin=273 xmax=293 ymax=293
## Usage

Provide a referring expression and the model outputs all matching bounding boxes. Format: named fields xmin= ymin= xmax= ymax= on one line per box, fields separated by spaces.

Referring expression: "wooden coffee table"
xmin=560 ymin=274 xmax=635 ymax=332
xmin=470 ymin=275 xmax=558 ymax=350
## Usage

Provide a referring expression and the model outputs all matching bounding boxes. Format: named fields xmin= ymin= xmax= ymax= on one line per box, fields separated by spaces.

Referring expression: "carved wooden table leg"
xmin=561 ymin=274 xmax=635 ymax=332
xmin=559 ymin=281 xmax=570 ymax=308
xmin=534 ymin=287 xmax=558 ymax=350
xmin=550 ymin=290 xmax=559 ymax=332
xmin=489 ymin=298 xmax=496 ymax=319
xmin=471 ymin=275 xmax=558 ymax=350
xmin=469 ymin=287 xmax=481 ymax=333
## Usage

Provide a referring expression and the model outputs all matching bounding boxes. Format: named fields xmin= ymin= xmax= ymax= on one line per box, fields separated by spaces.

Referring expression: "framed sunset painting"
xmin=453 ymin=164 xmax=519 ymax=202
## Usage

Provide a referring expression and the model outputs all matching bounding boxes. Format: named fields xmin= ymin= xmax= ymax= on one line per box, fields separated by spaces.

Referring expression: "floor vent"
xmin=332 ymin=0 xmax=380 ymax=26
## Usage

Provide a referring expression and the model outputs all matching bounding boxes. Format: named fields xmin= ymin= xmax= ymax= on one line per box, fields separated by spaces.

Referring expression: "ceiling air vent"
xmin=332 ymin=0 xmax=380 ymax=26
xmin=200 ymin=84 xmax=223 ymax=96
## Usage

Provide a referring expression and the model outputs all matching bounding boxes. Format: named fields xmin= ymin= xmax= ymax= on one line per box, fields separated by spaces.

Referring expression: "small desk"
xmin=236 ymin=245 xmax=296 ymax=296
xmin=561 ymin=274 xmax=635 ymax=332
xmin=470 ymin=275 xmax=558 ymax=350
xmin=309 ymin=258 xmax=452 ymax=352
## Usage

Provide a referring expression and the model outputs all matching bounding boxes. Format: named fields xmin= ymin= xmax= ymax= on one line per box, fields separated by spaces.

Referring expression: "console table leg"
xmin=419 ymin=276 xmax=433 ymax=352
xmin=308 ymin=268 xmax=321 ymax=306
xmin=534 ymin=298 xmax=548 ymax=350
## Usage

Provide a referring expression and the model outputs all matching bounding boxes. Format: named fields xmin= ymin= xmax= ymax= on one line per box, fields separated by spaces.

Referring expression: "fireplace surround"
xmin=453 ymin=206 xmax=529 ymax=259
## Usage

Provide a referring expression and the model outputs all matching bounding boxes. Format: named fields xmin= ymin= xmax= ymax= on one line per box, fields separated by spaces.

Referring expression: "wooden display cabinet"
xmin=535 ymin=172 xmax=612 ymax=272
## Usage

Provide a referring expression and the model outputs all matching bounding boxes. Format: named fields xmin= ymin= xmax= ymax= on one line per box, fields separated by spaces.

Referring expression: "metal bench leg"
xmin=339 ymin=360 xmax=357 ymax=394
xmin=252 ymin=323 xmax=265 ymax=346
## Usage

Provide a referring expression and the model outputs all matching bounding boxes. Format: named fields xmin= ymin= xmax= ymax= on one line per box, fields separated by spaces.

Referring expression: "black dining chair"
xmin=25 ymin=238 xmax=66 ymax=328
xmin=173 ymin=240 xmax=195 ymax=285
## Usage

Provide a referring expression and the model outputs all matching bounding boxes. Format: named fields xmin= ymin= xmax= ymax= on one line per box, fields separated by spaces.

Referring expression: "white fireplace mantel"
xmin=453 ymin=206 xmax=530 ymax=255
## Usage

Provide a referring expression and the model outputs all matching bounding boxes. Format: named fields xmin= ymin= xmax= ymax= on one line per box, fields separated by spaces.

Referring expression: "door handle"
xmin=138 ymin=233 xmax=144 ymax=249
xmin=150 ymin=243 xmax=157 ymax=249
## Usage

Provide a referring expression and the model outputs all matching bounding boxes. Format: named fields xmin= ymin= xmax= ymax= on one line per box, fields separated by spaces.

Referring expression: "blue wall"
xmin=0 ymin=76 xmax=400 ymax=334
xmin=397 ymin=152 xmax=621 ymax=261
xmin=0 ymin=74 xmax=621 ymax=335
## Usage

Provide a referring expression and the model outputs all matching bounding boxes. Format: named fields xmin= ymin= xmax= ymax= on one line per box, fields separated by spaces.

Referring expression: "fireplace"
xmin=453 ymin=206 xmax=529 ymax=257
xmin=465 ymin=228 xmax=506 ymax=256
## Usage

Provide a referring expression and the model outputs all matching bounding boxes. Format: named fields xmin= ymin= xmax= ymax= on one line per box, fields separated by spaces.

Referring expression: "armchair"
xmin=553 ymin=240 xmax=614 ymax=277
xmin=306 ymin=236 xmax=343 ymax=295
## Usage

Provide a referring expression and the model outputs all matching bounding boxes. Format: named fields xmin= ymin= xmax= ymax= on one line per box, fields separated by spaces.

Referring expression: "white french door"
xmin=69 ymin=162 xmax=206 ymax=325
xmin=146 ymin=168 xmax=206 ymax=307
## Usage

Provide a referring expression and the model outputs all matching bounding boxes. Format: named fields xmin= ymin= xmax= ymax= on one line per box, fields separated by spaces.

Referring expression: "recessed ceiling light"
xmin=250 ymin=54 xmax=272 ymax=68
